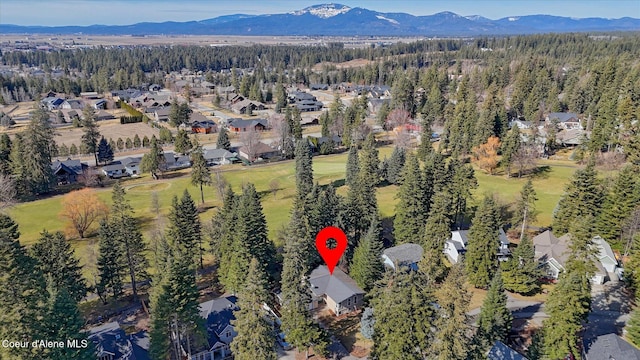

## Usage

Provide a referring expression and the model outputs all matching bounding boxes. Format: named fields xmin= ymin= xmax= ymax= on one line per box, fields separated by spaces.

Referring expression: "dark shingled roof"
xmin=199 ymin=296 xmax=238 ymax=348
xmin=309 ymin=266 xmax=365 ymax=304
xmin=487 ymin=341 xmax=528 ymax=360
xmin=383 ymin=243 xmax=424 ymax=266
xmin=88 ymin=321 xmax=137 ymax=360
xmin=583 ymin=333 xmax=640 ymax=359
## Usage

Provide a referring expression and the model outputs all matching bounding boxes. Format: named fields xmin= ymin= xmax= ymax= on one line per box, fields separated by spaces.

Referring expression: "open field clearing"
xmin=8 ymin=147 xmax=579 ymax=280
xmin=53 ymin=119 xmax=161 ymax=147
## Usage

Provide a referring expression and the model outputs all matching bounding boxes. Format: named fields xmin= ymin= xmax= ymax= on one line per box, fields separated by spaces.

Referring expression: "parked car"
xmin=277 ymin=332 xmax=292 ymax=351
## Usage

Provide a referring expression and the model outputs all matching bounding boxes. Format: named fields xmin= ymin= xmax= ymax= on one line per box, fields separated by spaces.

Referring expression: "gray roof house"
xmin=102 ymin=163 xmax=128 ymax=179
xmin=583 ymin=333 xmax=640 ymax=359
xmin=382 ymin=243 xmax=424 ymax=271
xmin=191 ymin=296 xmax=238 ymax=360
xmin=546 ymin=112 xmax=582 ymax=130
xmin=51 ymin=159 xmax=88 ymax=184
xmin=228 ymin=118 xmax=268 ymax=133
xmin=154 ymin=108 xmax=170 ymax=122
xmin=88 ymin=321 xmax=138 ymax=360
xmin=487 ymin=341 xmax=528 ymax=360
xmin=532 ymin=230 xmax=570 ymax=280
xmin=309 ymin=265 xmax=365 ymax=316
xmin=238 ymin=142 xmax=280 ymax=162
xmin=61 ymin=99 xmax=84 ymax=109
xmin=203 ymin=149 xmax=236 ymax=166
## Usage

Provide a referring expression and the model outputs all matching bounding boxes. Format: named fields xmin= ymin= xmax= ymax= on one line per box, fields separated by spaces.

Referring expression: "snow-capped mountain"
xmin=1 ymin=3 xmax=638 ymax=36
xmin=291 ymin=3 xmax=352 ymax=18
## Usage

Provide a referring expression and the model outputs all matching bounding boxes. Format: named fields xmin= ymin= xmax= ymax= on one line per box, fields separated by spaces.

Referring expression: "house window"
xmin=226 ymin=331 xmax=232 ymax=338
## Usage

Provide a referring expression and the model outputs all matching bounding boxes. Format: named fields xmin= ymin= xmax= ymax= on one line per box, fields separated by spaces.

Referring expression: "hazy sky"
xmin=2 ymin=0 xmax=639 ymax=26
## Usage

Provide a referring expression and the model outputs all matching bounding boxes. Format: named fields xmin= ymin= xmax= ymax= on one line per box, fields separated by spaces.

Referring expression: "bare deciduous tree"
xmin=213 ymin=167 xmax=228 ymax=200
xmin=269 ymin=179 xmax=280 ymax=199
xmin=512 ymin=145 xmax=539 ymax=178
xmin=386 ymin=108 xmax=411 ymax=130
xmin=0 ymin=174 xmax=16 ymax=212
xmin=239 ymin=127 xmax=262 ymax=162
xmin=395 ymin=129 xmax=412 ymax=149
xmin=269 ymin=113 xmax=288 ymax=150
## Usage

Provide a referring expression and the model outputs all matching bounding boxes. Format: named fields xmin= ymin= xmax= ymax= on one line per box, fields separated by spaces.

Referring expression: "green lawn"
xmin=9 ymin=148 xmax=577 ymax=280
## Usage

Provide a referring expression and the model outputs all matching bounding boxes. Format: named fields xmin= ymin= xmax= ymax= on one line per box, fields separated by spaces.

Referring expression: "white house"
xmin=444 ymin=229 xmax=510 ymax=264
xmin=592 ymin=236 xmax=619 ymax=284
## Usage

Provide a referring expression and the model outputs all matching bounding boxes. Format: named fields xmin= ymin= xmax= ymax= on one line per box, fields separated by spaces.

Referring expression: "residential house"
xmin=229 ymin=94 xmax=245 ymax=105
xmin=228 ymin=119 xmax=268 ymax=133
xmin=307 ymin=135 xmax=342 ymax=152
xmin=509 ymin=119 xmax=533 ymax=130
xmin=161 ymin=152 xmax=191 ymax=171
xmin=309 ymin=83 xmax=329 ymax=91
xmin=217 ymin=86 xmax=235 ymax=95
xmin=533 ymin=230 xmax=614 ymax=283
xmin=309 ymin=265 xmax=365 ymax=316
xmin=51 ymin=159 xmax=88 ymax=184
xmin=231 ymin=99 xmax=265 ymax=114
xmin=154 ymin=108 xmax=170 ymax=122
xmin=532 ymin=230 xmax=570 ymax=280
xmin=42 ymin=97 xmax=65 ymax=110
xmin=192 ymin=120 xmax=218 ymax=134
xmin=546 ymin=112 xmax=582 ymax=130
xmin=88 ymin=321 xmax=139 ymax=360
xmin=102 ymin=163 xmax=128 ymax=179
xmin=367 ymin=98 xmax=391 ymax=114
xmin=487 ymin=341 xmax=528 ymax=360
xmin=92 ymin=99 xmax=107 ymax=110
xmin=191 ymin=296 xmax=238 ymax=360
xmin=95 ymin=110 xmax=116 ymax=121
xmin=444 ymin=229 xmax=511 ymax=264
xmin=556 ymin=128 xmax=588 ymax=146
xmin=288 ymin=91 xmax=323 ymax=112
xmin=583 ymin=333 xmax=640 ymax=359
xmin=238 ymin=142 xmax=280 ymax=162
xmin=81 ymin=91 xmax=102 ymax=100
xmin=203 ymin=149 xmax=236 ymax=166
xmin=592 ymin=236 xmax=619 ymax=284
xmin=382 ymin=243 xmax=424 ymax=271
xmin=119 ymin=157 xmax=142 ymax=176
xmin=61 ymin=99 xmax=84 ymax=109
xmin=60 ymin=109 xmax=82 ymax=123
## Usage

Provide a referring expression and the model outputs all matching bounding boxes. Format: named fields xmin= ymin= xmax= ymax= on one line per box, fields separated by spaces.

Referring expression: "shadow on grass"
xmin=530 ymin=165 xmax=552 ymax=179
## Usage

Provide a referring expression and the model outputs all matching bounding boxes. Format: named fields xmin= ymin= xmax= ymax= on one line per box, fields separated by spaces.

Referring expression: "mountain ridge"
xmin=1 ymin=3 xmax=639 ymax=36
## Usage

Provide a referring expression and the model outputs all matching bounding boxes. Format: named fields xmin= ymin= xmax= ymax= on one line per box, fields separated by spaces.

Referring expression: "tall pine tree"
xmin=474 ymin=271 xmax=513 ymax=355
xmin=81 ymin=105 xmax=101 ymax=166
xmin=394 ymin=154 xmax=427 ymax=244
xmin=553 ymin=161 xmax=604 ymax=235
xmin=345 ymin=146 xmax=359 ymax=187
xmin=31 ymin=230 xmax=88 ymax=302
xmin=597 ymin=165 xmax=640 ymax=246
xmin=466 ymin=195 xmax=501 ymax=289
xmin=350 ymin=222 xmax=384 ymax=291
xmin=190 ymin=142 xmax=211 ymax=205
xmin=230 ymin=258 xmax=277 ymax=360
xmin=167 ymin=190 xmax=203 ymax=269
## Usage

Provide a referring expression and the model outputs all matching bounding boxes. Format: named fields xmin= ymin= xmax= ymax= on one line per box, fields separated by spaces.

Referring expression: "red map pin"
xmin=315 ymin=226 xmax=348 ymax=275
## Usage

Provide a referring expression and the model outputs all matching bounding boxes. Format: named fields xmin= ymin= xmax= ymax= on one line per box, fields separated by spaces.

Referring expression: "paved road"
xmin=583 ymin=278 xmax=632 ymax=348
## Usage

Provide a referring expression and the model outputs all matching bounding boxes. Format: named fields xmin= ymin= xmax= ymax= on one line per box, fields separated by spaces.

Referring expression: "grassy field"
xmin=8 ymin=147 xmax=579 ymax=281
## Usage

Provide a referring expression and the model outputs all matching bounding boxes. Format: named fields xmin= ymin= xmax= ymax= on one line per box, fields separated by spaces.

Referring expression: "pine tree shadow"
xmin=530 ymin=165 xmax=552 ymax=179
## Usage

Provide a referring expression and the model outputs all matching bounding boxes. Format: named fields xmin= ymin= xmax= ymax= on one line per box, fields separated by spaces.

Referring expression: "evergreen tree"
xmin=280 ymin=212 xmax=329 ymax=358
xmin=142 ymin=135 xmax=150 ymax=148
xmin=394 ymin=154 xmax=427 ymax=244
xmin=0 ymin=133 xmax=12 ymax=175
xmin=350 ymin=222 xmax=384 ymax=291
xmin=141 ymin=135 xmax=165 ymax=180
xmin=345 ymin=146 xmax=359 ymax=187
xmin=360 ymin=307 xmax=375 ymax=340
xmin=597 ymin=165 xmax=640 ymax=246
xmin=449 ymin=159 xmax=478 ymax=228
xmin=40 ymin=284 xmax=93 ymax=360
xmin=167 ymin=190 xmax=202 ymax=269
xmin=384 ymin=146 xmax=406 ymax=185
xmin=21 ymin=108 xmax=55 ymax=195
xmin=236 ymin=183 xmax=276 ymax=280
xmin=422 ymin=191 xmax=452 ymax=282
xmin=0 ymin=215 xmax=47 ymax=360
xmin=190 ymin=142 xmax=211 ymax=205
xmin=466 ymin=196 xmax=501 ymax=289
xmin=174 ymin=129 xmax=192 ymax=155
xmin=217 ymin=127 xmax=231 ymax=150
xmin=541 ymin=265 xmax=591 ymax=359
xmin=431 ymin=263 xmax=471 ymax=360
xmin=512 ymin=178 xmax=537 ymax=240
xmin=97 ymin=136 xmax=114 ymax=165
xmin=231 ymin=258 xmax=277 ymax=360
xmin=31 ymin=230 xmax=88 ymax=302
xmin=96 ymin=221 xmax=124 ymax=300
xmin=501 ymin=125 xmax=522 ymax=177
xmin=371 ymin=270 xmax=435 ymax=359
xmin=553 ymin=161 xmax=604 ymax=235
xmin=500 ymin=236 xmax=542 ymax=295
xmin=106 ymin=182 xmax=148 ymax=300
xmin=359 ymin=132 xmax=380 ymax=188
xmin=133 ymin=133 xmax=141 ymax=148
xmin=626 ymin=306 xmax=640 ymax=348
xmin=474 ymin=271 xmax=512 ymax=354
xmin=81 ymin=105 xmax=101 ymax=166
xmin=294 ymin=140 xmax=314 ymax=207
